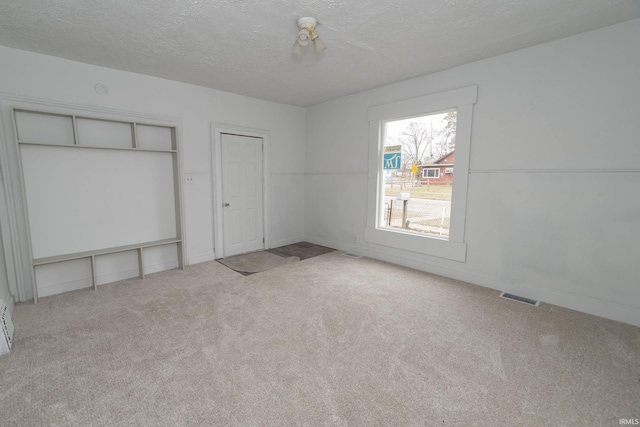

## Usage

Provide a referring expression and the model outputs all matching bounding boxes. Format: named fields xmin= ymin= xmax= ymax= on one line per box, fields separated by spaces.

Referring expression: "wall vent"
xmin=0 ymin=299 xmax=14 ymax=355
xmin=342 ymin=252 xmax=363 ymax=259
xmin=499 ymin=292 xmax=540 ymax=307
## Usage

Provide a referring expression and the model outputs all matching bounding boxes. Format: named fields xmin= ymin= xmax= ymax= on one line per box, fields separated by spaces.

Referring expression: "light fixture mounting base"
xmin=297 ymin=17 xmax=317 ymax=29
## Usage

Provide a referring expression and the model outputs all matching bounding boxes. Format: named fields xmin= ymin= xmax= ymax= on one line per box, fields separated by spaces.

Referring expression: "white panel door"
xmin=221 ymin=133 xmax=264 ymax=257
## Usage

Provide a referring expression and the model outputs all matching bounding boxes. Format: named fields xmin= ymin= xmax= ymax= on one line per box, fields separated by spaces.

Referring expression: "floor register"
xmin=0 ymin=299 xmax=14 ymax=355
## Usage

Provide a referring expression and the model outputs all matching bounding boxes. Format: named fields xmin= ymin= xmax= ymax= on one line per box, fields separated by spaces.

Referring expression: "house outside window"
xmin=423 ymin=168 xmax=440 ymax=179
xmin=420 ymin=152 xmax=454 ymax=186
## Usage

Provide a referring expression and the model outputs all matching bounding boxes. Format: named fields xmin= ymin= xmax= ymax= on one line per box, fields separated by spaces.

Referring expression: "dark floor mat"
xmin=266 ymin=242 xmax=335 ymax=260
xmin=217 ymin=250 xmax=299 ymax=276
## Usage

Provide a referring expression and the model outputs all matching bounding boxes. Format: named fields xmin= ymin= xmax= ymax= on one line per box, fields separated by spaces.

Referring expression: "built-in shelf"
xmin=13 ymin=107 xmax=185 ymax=302
xmin=33 ymin=239 xmax=183 ymax=291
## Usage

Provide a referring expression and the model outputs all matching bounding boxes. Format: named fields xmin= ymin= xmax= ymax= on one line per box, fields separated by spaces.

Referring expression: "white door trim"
xmin=211 ymin=124 xmax=270 ymax=259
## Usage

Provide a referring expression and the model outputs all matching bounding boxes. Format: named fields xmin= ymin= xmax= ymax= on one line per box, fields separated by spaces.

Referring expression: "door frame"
xmin=211 ymin=124 xmax=270 ymax=259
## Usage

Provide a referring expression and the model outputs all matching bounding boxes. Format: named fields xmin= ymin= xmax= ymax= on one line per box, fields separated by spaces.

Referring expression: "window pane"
xmin=380 ymin=110 xmax=456 ymax=238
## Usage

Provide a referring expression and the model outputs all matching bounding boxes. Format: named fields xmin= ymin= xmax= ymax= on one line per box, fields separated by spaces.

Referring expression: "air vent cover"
xmin=0 ymin=299 xmax=14 ymax=355
xmin=499 ymin=292 xmax=540 ymax=307
xmin=342 ymin=252 xmax=363 ymax=259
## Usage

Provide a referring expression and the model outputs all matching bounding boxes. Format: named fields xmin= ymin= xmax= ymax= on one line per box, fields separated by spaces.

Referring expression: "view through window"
xmin=381 ymin=109 xmax=457 ymax=239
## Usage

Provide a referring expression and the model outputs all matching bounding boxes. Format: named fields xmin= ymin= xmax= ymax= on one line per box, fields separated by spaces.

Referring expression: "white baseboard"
xmin=270 ymin=236 xmax=305 ymax=249
xmin=187 ymin=250 xmax=215 ymax=265
xmin=144 ymin=260 xmax=179 ymax=275
xmin=304 ymin=236 xmax=640 ymax=328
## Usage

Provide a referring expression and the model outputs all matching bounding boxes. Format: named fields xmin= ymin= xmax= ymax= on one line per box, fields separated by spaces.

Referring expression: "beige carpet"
xmin=1 ymin=252 xmax=639 ymax=426
xmin=217 ymin=250 xmax=299 ymax=274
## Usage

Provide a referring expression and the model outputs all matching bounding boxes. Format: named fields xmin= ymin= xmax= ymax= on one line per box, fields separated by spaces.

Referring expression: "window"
xmin=423 ymin=168 xmax=440 ymax=179
xmin=365 ymin=85 xmax=477 ymax=262
xmin=383 ymin=111 xmax=453 ymax=239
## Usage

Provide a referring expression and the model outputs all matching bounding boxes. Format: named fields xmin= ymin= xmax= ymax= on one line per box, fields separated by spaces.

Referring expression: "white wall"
xmin=305 ymin=19 xmax=640 ymax=327
xmin=0 ymin=46 xmax=306 ymax=301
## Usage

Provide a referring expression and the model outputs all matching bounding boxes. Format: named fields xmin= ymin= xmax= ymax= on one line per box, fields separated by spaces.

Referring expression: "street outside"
xmin=383 ymin=182 xmax=451 ymax=237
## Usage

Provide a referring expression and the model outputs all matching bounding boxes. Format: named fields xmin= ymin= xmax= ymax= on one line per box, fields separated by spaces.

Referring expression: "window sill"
xmin=364 ymin=226 xmax=467 ymax=262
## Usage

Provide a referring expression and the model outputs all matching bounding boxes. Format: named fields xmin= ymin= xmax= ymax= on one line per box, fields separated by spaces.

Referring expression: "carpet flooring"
xmin=1 ymin=251 xmax=639 ymax=426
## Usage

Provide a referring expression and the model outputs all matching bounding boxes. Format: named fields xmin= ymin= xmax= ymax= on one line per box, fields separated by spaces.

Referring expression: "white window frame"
xmin=365 ymin=85 xmax=477 ymax=262
xmin=423 ymin=168 xmax=440 ymax=179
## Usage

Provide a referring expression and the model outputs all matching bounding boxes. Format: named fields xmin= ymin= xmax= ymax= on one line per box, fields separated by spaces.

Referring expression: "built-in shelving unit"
xmin=32 ymin=238 xmax=183 ymax=291
xmin=13 ymin=107 xmax=185 ymax=302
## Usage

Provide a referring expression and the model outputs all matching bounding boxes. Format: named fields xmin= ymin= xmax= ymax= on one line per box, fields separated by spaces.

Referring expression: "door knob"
xmin=224 ymin=203 xmax=230 ymax=207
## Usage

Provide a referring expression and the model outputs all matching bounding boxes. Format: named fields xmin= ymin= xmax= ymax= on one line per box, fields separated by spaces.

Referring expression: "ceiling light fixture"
xmin=292 ymin=17 xmax=326 ymax=55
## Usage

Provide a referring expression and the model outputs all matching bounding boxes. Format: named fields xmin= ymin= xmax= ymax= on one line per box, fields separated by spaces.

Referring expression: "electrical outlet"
xmin=185 ymin=174 xmax=195 ymax=184
xmin=353 ymin=235 xmax=358 ymax=243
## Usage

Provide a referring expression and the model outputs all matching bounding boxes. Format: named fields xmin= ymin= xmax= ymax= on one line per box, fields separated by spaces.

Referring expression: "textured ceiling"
xmin=0 ymin=1 xmax=638 ymax=106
